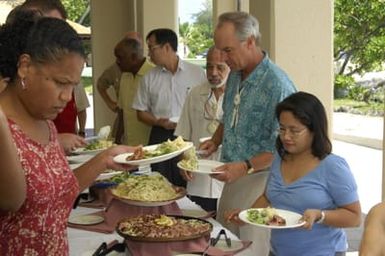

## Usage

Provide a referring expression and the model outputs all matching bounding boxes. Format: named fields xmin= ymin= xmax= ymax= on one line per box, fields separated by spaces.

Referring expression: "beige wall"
xmin=137 ymin=0 xmax=178 ymax=51
xmin=383 ymin=106 xmax=385 ymax=200
xmin=250 ymin=0 xmax=272 ymax=54
xmin=263 ymin=0 xmax=334 ymax=130
xmin=213 ymin=0 xmax=249 ymax=27
xmin=90 ymin=0 xmax=136 ymax=131
xmin=91 ymin=0 xmax=177 ymax=131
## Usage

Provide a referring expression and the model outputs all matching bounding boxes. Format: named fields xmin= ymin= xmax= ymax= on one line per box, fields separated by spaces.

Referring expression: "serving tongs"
xmin=92 ymin=240 xmax=128 ymax=256
xmin=210 ymin=229 xmax=231 ymax=247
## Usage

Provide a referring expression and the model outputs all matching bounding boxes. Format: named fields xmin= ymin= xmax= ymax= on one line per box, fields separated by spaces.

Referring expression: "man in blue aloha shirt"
xmin=200 ymin=12 xmax=297 ymax=255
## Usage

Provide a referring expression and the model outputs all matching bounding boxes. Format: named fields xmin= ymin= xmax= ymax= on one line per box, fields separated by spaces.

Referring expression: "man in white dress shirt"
xmin=132 ymin=28 xmax=206 ymax=187
xmin=174 ymin=47 xmax=230 ymax=212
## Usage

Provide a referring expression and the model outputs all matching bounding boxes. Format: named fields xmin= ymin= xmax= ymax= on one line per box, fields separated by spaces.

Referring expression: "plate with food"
xmin=116 ymin=214 xmax=212 ymax=242
xmin=113 ymin=136 xmax=193 ymax=165
xmin=72 ymin=139 xmax=113 ymax=155
xmin=238 ymin=208 xmax=305 ymax=229
xmin=110 ymin=172 xmax=186 ymax=207
xmin=68 ymin=214 xmax=104 ymax=226
xmin=67 ymin=154 xmax=93 ymax=164
xmin=178 ymin=159 xmax=224 ymax=174
xmin=96 ymin=169 xmax=124 ymax=181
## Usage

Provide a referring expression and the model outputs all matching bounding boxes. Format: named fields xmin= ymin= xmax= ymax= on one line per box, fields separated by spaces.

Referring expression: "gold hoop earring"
xmin=21 ymin=78 xmax=27 ymax=90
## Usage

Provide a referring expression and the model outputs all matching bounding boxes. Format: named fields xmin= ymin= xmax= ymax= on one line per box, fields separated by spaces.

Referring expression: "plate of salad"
xmin=72 ymin=139 xmax=113 ymax=155
xmin=239 ymin=208 xmax=305 ymax=229
xmin=113 ymin=137 xmax=193 ymax=166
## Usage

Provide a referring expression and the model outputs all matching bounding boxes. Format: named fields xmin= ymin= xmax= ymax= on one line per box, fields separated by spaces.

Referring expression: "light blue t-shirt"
xmin=221 ymin=53 xmax=296 ymax=162
xmin=267 ymin=153 xmax=359 ymax=256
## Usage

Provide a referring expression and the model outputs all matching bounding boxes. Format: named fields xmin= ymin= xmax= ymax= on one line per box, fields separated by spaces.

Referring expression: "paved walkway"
xmin=333 ymin=112 xmax=383 ymax=149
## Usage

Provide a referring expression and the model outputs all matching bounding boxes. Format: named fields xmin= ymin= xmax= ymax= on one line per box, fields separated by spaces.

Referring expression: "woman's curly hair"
xmin=0 ymin=8 xmax=85 ymax=84
xmin=0 ymin=9 xmax=40 ymax=83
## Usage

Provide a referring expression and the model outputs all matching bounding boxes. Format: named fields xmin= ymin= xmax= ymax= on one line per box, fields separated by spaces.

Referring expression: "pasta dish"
xmin=111 ymin=173 xmax=179 ymax=201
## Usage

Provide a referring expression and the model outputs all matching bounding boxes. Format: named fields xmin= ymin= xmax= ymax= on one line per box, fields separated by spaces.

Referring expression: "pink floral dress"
xmin=0 ymin=120 xmax=80 ymax=256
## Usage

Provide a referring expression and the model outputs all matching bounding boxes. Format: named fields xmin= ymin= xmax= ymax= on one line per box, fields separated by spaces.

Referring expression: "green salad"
xmin=246 ymin=208 xmax=277 ymax=224
xmin=84 ymin=139 xmax=113 ymax=151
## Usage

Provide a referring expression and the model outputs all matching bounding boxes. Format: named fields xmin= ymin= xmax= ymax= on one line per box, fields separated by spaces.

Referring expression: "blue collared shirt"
xmin=221 ymin=53 xmax=297 ymax=162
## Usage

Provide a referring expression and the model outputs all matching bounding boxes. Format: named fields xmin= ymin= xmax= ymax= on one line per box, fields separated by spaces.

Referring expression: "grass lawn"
xmin=334 ymin=98 xmax=384 ymax=116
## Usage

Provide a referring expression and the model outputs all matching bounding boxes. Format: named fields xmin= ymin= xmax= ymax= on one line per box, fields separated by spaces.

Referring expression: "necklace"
xmin=204 ymin=91 xmax=222 ymax=134
xmin=231 ymin=82 xmax=245 ymax=128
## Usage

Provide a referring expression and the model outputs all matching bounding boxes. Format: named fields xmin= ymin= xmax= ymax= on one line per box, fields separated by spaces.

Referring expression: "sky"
xmin=178 ymin=0 xmax=206 ymax=24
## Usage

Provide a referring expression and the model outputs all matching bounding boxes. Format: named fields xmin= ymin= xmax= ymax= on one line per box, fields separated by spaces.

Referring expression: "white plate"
xmin=111 ymin=187 xmax=187 ymax=207
xmin=170 ymin=116 xmax=180 ymax=123
xmin=113 ymin=142 xmax=193 ymax=166
xmin=177 ymin=159 xmax=224 ymax=174
xmin=239 ymin=208 xmax=305 ymax=229
xmin=96 ymin=170 xmax=123 ymax=181
xmin=69 ymin=163 xmax=82 ymax=170
xmin=67 ymin=154 xmax=93 ymax=163
xmin=72 ymin=147 xmax=106 ymax=155
xmin=68 ymin=214 xmax=104 ymax=225
xmin=181 ymin=209 xmax=209 ymax=218
xmin=214 ymin=239 xmax=243 ymax=252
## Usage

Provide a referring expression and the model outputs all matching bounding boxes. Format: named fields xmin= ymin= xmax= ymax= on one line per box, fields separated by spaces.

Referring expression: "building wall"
xmin=250 ymin=0 xmax=334 ymax=134
xmin=90 ymin=0 xmax=136 ymax=131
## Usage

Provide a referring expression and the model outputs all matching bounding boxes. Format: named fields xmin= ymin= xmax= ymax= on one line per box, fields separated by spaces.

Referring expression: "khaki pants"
xmin=216 ymin=170 xmax=270 ymax=256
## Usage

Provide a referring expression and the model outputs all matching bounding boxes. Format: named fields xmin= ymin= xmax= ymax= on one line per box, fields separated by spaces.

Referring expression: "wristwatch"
xmin=78 ymin=131 xmax=85 ymax=136
xmin=316 ymin=210 xmax=326 ymax=224
xmin=244 ymin=159 xmax=254 ymax=174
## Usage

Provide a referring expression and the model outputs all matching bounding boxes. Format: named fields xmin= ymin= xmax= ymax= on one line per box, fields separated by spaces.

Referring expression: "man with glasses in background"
xmin=175 ymin=46 xmax=230 ymax=213
xmin=133 ymin=28 xmax=206 ymax=187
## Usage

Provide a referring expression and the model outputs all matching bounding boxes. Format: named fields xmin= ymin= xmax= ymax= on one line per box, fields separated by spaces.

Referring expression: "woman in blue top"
xmin=227 ymin=92 xmax=361 ymax=256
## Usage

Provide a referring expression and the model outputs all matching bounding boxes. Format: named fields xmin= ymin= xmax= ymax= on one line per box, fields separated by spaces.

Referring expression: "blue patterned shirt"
xmin=221 ymin=53 xmax=297 ymax=162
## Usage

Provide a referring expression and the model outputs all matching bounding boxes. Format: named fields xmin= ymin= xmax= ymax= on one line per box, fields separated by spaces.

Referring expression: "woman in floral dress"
xmin=0 ymin=11 xmax=136 ymax=255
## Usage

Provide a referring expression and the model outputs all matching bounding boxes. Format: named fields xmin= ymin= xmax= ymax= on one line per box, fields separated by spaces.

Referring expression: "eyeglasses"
xmin=277 ymin=127 xmax=307 ymax=138
xmin=147 ymin=44 xmax=163 ymax=52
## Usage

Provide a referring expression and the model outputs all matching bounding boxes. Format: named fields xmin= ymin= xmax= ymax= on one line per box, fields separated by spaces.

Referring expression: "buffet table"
xmin=68 ymin=196 xmax=253 ymax=256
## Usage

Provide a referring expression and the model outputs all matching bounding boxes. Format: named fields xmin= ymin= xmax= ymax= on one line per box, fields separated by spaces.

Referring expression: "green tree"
xmin=62 ymin=0 xmax=90 ymax=25
xmin=179 ymin=0 xmax=213 ymax=57
xmin=334 ymin=0 xmax=385 ymax=76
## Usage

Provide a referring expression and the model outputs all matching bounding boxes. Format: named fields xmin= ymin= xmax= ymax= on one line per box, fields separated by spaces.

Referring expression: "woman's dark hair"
xmin=146 ymin=28 xmax=178 ymax=52
xmin=0 ymin=13 xmax=85 ymax=83
xmin=0 ymin=9 xmax=41 ymax=82
xmin=275 ymin=91 xmax=332 ymax=159
xmin=21 ymin=0 xmax=68 ymax=19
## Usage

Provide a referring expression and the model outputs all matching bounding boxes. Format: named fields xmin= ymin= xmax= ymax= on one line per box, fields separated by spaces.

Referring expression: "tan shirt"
xmin=118 ymin=60 xmax=154 ymax=145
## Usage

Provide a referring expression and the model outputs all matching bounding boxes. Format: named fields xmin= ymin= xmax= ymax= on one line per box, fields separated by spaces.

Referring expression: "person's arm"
xmin=302 ymin=201 xmax=361 ymax=230
xmin=136 ymin=110 xmax=176 ymax=130
xmin=77 ymin=109 xmax=86 ymax=136
xmin=360 ymin=202 xmax=385 ymax=255
xmin=212 ymin=151 xmax=274 ymax=183
xmin=74 ymin=84 xmax=89 ymax=136
xmin=199 ymin=123 xmax=224 ymax=156
xmin=225 ymin=191 xmax=270 ymax=225
xmin=97 ymin=70 xmax=119 ymax=112
xmin=0 ymin=107 xmax=26 ymax=211
xmin=73 ymin=145 xmax=137 ymax=191
xmin=58 ymin=133 xmax=86 ymax=154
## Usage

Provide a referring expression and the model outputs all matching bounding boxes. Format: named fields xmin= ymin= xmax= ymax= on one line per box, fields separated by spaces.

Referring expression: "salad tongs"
xmin=211 ymin=229 xmax=231 ymax=247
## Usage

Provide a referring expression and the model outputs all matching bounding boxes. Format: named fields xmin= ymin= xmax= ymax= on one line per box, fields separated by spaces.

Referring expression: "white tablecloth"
xmin=68 ymin=197 xmax=254 ymax=256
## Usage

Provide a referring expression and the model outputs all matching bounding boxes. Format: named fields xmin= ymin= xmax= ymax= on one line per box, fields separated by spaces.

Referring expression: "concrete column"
xmin=212 ymin=0 xmax=249 ymax=26
xmin=90 ymin=0 xmax=136 ymax=131
xmin=137 ymin=0 xmax=178 ymax=51
xmin=379 ymin=113 xmax=384 ymax=201
xmin=250 ymin=0 xmax=334 ymax=133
